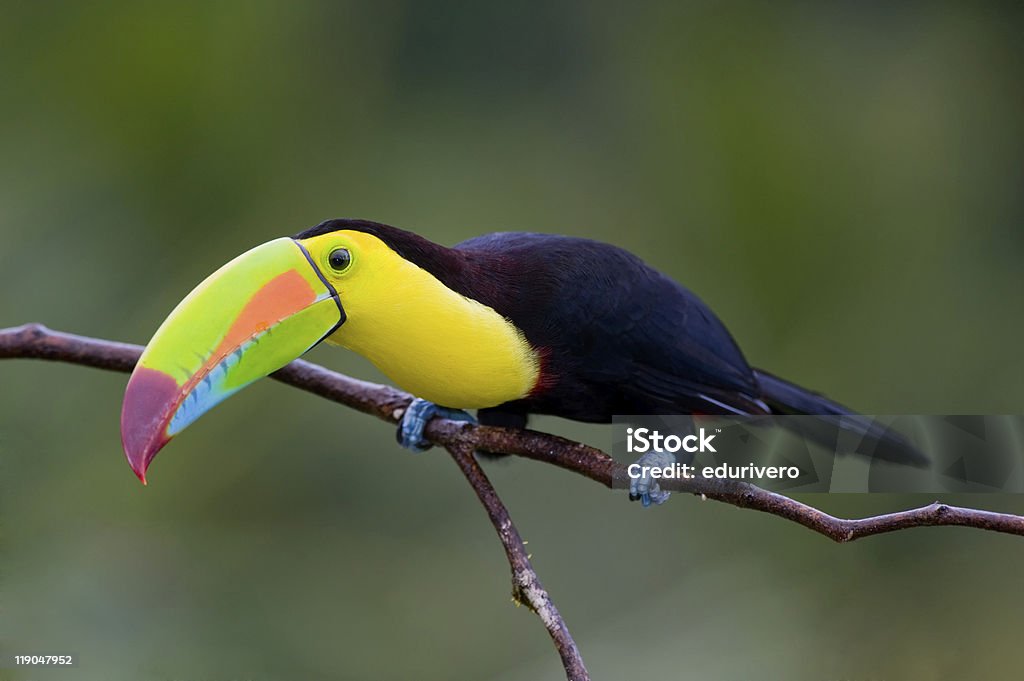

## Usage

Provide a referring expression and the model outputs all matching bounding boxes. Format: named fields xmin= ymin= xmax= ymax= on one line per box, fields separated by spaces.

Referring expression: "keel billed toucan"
xmin=121 ymin=218 xmax=925 ymax=501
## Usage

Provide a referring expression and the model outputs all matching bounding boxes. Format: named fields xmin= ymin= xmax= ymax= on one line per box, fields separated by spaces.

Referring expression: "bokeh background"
xmin=2 ymin=2 xmax=1023 ymax=679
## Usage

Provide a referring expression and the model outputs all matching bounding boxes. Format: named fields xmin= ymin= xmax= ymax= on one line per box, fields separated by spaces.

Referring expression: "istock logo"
xmin=626 ymin=427 xmax=718 ymax=453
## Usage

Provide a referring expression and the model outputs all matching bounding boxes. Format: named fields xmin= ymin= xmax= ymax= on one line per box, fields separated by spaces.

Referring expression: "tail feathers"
xmin=754 ymin=369 xmax=929 ymax=468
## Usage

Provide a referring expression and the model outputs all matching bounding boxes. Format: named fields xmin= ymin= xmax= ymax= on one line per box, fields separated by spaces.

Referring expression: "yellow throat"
xmin=305 ymin=231 xmax=540 ymax=409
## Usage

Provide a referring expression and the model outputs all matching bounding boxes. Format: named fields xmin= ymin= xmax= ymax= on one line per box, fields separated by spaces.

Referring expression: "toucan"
xmin=120 ymin=218 xmax=925 ymax=502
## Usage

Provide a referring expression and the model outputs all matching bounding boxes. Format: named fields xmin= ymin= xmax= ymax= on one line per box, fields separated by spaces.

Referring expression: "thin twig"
xmin=4 ymin=323 xmax=1024 ymax=545
xmin=446 ymin=442 xmax=589 ymax=681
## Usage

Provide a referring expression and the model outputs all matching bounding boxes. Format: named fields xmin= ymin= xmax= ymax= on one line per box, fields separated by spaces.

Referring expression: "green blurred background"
xmin=2 ymin=2 xmax=1023 ymax=679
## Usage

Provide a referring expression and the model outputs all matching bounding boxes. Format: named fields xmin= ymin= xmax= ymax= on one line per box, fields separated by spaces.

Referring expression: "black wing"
xmin=453 ymin=233 xmax=767 ymax=420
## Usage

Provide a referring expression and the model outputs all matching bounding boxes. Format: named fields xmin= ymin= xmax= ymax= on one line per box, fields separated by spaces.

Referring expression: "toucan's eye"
xmin=328 ymin=248 xmax=352 ymax=272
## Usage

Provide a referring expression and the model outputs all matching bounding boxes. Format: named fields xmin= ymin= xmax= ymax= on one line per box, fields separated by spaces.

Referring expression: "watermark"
xmin=612 ymin=415 xmax=1024 ymax=493
xmin=626 ymin=460 xmax=801 ymax=481
xmin=626 ymin=426 xmax=718 ymax=453
xmin=3 ymin=653 xmax=78 ymax=668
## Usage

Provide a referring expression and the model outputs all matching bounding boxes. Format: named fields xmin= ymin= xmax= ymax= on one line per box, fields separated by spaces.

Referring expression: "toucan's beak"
xmin=120 ymin=237 xmax=344 ymax=484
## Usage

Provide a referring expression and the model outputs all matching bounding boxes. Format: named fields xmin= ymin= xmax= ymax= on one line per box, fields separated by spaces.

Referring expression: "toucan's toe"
xmin=628 ymin=451 xmax=676 ymax=507
xmin=397 ymin=398 xmax=476 ymax=452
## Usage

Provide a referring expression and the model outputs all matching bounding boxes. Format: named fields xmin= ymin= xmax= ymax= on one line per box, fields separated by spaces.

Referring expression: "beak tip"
xmin=123 ymin=439 xmax=159 ymax=486
xmin=126 ymin=453 xmax=151 ymax=485
xmin=121 ymin=366 xmax=179 ymax=487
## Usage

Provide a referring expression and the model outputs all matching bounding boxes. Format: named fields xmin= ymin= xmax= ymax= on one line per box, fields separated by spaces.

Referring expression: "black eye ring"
xmin=328 ymin=248 xmax=352 ymax=272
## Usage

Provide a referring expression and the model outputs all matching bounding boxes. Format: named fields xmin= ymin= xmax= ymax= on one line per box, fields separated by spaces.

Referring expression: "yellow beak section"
xmin=120 ymin=237 xmax=344 ymax=483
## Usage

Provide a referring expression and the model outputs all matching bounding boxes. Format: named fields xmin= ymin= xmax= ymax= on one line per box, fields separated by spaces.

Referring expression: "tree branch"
xmin=4 ymin=323 xmax=1023 ymax=542
xmin=4 ymin=323 xmax=1024 ymax=677
xmin=446 ymin=442 xmax=589 ymax=680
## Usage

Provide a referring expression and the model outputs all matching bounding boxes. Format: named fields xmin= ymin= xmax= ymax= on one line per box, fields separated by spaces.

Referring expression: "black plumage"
xmin=296 ymin=219 xmax=926 ymax=465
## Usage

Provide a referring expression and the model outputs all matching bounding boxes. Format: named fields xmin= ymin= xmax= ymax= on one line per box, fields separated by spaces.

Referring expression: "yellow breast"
xmin=321 ymin=233 xmax=539 ymax=409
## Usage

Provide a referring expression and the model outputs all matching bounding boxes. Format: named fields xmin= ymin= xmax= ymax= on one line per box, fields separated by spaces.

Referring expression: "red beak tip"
xmin=121 ymin=366 xmax=179 ymax=487
xmin=126 ymin=457 xmax=146 ymax=484
xmin=124 ymin=448 xmax=156 ymax=486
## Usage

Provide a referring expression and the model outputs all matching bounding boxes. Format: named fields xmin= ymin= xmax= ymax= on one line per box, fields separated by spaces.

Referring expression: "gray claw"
xmin=397 ymin=398 xmax=476 ymax=452
xmin=628 ymin=450 xmax=677 ymax=507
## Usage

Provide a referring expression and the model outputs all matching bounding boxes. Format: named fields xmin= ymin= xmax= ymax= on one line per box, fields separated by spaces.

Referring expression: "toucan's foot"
xmin=628 ymin=450 xmax=676 ymax=507
xmin=397 ymin=398 xmax=476 ymax=452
